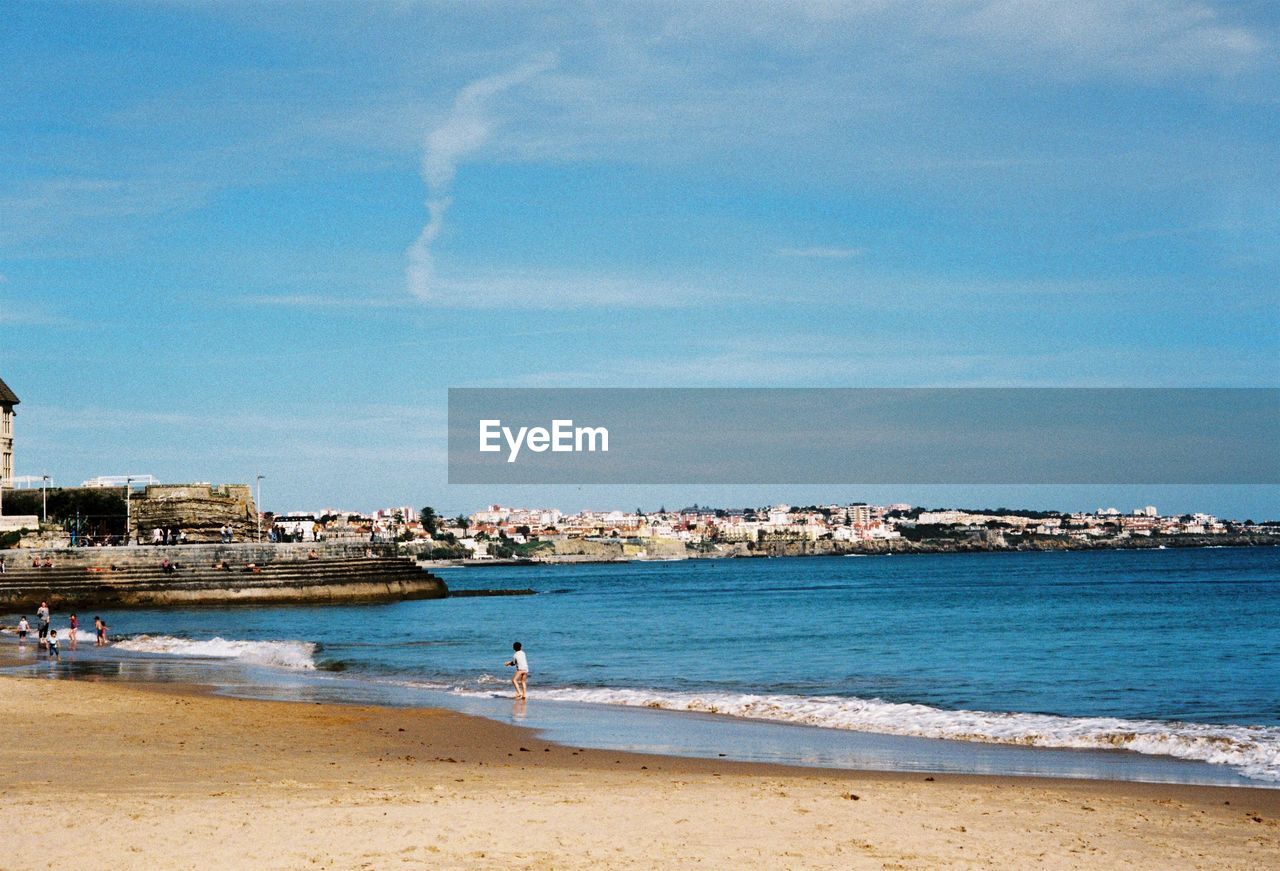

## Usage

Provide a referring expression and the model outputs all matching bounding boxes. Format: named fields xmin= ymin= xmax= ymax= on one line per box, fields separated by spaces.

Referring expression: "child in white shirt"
xmin=505 ymin=642 xmax=529 ymax=700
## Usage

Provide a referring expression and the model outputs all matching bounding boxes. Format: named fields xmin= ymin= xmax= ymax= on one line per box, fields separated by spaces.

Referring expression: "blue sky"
xmin=1 ymin=1 xmax=1277 ymax=518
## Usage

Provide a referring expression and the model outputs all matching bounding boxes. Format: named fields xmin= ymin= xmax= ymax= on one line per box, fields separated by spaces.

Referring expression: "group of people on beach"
xmin=14 ymin=600 xmax=108 ymax=660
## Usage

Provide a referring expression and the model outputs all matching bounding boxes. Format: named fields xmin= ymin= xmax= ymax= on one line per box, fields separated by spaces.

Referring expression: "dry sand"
xmin=0 ymin=674 xmax=1277 ymax=870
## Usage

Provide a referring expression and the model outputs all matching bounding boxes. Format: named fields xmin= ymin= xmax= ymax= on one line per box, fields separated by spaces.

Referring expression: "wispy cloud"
xmin=953 ymin=0 xmax=1265 ymax=81
xmin=407 ymin=55 xmax=558 ymax=302
xmin=0 ymin=295 xmax=69 ymax=327
xmin=241 ymin=294 xmax=413 ymax=310
xmin=470 ymin=332 xmax=1275 ymax=389
xmin=777 ymin=246 xmax=865 ymax=259
xmin=427 ymin=270 xmax=714 ymax=309
xmin=35 ymin=403 xmax=445 ymax=436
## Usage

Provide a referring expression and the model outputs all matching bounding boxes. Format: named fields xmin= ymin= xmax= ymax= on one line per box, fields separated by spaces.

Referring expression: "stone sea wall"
xmin=0 ymin=542 xmax=447 ymax=609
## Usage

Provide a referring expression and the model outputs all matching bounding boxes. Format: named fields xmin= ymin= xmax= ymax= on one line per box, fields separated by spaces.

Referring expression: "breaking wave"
xmin=54 ymin=634 xmax=1280 ymax=783
xmin=113 ymin=635 xmax=318 ymax=671
xmin=513 ymin=686 xmax=1280 ymax=782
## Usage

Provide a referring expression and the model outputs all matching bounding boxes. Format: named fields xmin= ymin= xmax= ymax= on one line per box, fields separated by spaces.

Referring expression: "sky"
xmin=1 ymin=1 xmax=1277 ymax=519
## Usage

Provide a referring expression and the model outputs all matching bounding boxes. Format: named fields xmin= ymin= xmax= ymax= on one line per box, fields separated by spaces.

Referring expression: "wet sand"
xmin=1 ymin=673 xmax=1277 ymax=869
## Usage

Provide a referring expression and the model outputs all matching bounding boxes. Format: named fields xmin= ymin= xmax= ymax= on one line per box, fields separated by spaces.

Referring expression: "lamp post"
xmin=256 ymin=474 xmax=265 ymax=542
xmin=41 ymin=475 xmax=49 ymax=523
xmin=125 ymin=477 xmax=133 ymax=545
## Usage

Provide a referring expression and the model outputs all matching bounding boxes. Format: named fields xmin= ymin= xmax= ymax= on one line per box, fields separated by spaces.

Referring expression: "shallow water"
xmin=4 ymin=547 xmax=1278 ymax=785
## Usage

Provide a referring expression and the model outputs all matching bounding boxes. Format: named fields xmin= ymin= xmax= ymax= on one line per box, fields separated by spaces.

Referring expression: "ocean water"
xmin=5 ymin=547 xmax=1279 ymax=785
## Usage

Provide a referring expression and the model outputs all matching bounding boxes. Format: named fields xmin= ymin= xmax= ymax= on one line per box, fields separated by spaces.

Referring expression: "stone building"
xmin=0 ymin=376 xmax=17 ymax=486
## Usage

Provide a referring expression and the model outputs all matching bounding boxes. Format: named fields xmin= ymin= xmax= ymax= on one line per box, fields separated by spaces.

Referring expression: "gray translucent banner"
xmin=447 ymin=388 xmax=1280 ymax=485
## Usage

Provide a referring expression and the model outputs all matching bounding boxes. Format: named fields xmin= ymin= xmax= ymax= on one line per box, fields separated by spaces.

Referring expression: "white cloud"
xmin=407 ymin=55 xmax=557 ymax=302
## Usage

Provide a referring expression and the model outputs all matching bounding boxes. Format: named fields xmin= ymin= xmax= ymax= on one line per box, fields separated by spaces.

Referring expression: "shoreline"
xmin=420 ymin=538 xmax=1279 ymax=568
xmin=4 ymin=640 xmax=1273 ymax=791
xmin=2 ymin=673 xmax=1277 ymax=868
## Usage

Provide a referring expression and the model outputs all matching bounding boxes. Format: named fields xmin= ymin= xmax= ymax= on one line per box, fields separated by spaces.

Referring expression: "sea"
xmin=4 ymin=547 xmax=1278 ymax=787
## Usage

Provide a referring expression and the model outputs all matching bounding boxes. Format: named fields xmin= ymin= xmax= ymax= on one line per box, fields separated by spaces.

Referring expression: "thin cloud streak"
xmin=407 ymin=55 xmax=557 ymax=303
xmin=242 ymin=294 xmax=414 ymax=309
xmin=428 ymin=271 xmax=716 ymax=309
xmin=777 ymin=246 xmax=865 ymax=259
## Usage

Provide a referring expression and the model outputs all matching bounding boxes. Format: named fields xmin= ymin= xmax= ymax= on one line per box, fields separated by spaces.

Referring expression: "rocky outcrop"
xmin=547 ymin=538 xmax=627 ymax=560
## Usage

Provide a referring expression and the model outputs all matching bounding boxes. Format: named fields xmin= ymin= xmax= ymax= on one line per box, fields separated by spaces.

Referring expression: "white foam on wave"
xmin=493 ymin=686 xmax=1280 ymax=782
xmin=113 ymin=635 xmax=318 ymax=671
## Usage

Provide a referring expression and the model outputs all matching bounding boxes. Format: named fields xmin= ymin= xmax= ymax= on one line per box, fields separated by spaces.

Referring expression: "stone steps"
xmin=0 ymin=555 xmax=447 ymax=608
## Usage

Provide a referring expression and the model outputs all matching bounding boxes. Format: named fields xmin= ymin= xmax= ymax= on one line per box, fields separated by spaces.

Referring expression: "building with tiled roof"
xmin=0 ymin=376 xmax=18 ymax=486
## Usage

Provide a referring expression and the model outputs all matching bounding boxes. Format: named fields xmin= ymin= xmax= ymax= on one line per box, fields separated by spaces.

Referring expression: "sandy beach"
xmin=0 ymin=674 xmax=1275 ymax=870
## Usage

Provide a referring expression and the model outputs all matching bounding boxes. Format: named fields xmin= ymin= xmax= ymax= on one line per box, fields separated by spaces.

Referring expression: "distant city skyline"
xmin=2 ymin=3 xmax=1276 ymax=518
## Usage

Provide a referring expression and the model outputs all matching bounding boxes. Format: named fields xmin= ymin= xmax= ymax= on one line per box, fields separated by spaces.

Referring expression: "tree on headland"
xmin=419 ymin=506 xmax=439 ymax=536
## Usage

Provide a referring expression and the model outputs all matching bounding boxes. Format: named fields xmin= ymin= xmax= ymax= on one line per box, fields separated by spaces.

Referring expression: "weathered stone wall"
xmin=16 ymin=541 xmax=396 ymax=568
xmin=130 ymin=483 xmax=258 ymax=543
xmin=0 ymin=515 xmax=39 ymax=532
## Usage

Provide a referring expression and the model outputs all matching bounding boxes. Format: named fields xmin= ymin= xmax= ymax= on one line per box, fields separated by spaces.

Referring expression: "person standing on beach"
xmin=17 ymin=616 xmax=29 ymax=646
xmin=505 ymin=642 xmax=529 ymax=700
xmin=36 ymin=601 xmax=50 ymax=648
xmin=46 ymin=629 xmax=60 ymax=660
xmin=94 ymin=616 xmax=108 ymax=647
xmin=68 ymin=614 xmax=79 ymax=649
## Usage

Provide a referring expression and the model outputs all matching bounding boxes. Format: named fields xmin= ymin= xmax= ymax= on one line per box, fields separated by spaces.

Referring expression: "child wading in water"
xmin=505 ymin=642 xmax=529 ymax=700
xmin=47 ymin=629 xmax=60 ymax=660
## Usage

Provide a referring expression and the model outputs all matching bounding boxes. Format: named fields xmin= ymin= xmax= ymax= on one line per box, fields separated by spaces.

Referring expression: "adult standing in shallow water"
xmin=36 ymin=601 xmax=50 ymax=648
xmin=506 ymin=642 xmax=529 ymax=700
